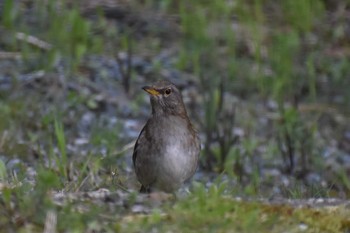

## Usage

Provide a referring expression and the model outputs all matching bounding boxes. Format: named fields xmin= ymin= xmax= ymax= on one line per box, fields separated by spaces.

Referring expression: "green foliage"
xmin=336 ymin=168 xmax=350 ymax=194
xmin=46 ymin=6 xmax=92 ymax=69
xmin=0 ymin=0 xmax=103 ymax=71
xmin=54 ymin=119 xmax=68 ymax=179
xmin=36 ymin=167 xmax=62 ymax=191
xmin=122 ymin=183 xmax=350 ymax=232
xmin=285 ymin=183 xmax=331 ymax=199
xmin=173 ymin=0 xmax=331 ymax=180
xmin=1 ymin=0 xmax=17 ymax=29
xmin=0 ymin=159 xmax=7 ymax=180
xmin=270 ymin=31 xmax=300 ymax=101
xmin=282 ymin=0 xmax=324 ymax=33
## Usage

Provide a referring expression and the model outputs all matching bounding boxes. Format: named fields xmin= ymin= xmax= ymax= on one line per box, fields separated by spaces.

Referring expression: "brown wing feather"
xmin=132 ymin=124 xmax=146 ymax=166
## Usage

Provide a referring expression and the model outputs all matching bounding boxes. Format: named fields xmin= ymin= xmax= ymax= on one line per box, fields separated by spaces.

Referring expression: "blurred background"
xmin=0 ymin=0 xmax=349 ymax=200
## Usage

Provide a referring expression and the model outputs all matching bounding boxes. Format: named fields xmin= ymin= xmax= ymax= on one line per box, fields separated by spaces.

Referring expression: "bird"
xmin=133 ymin=80 xmax=200 ymax=193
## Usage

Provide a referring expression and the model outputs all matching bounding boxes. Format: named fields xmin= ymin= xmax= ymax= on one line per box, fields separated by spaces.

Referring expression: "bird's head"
xmin=143 ymin=80 xmax=187 ymax=116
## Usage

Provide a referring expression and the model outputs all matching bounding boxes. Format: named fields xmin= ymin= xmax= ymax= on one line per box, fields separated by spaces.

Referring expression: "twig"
xmin=0 ymin=131 xmax=8 ymax=151
xmin=43 ymin=210 xmax=57 ymax=233
xmin=75 ymin=174 xmax=90 ymax=192
xmin=0 ymin=51 xmax=22 ymax=60
xmin=16 ymin=32 xmax=52 ymax=50
xmin=114 ymin=180 xmax=130 ymax=193
xmin=111 ymin=140 xmax=136 ymax=157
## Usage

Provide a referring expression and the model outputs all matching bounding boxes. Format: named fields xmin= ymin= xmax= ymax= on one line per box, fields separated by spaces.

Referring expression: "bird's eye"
xmin=164 ymin=88 xmax=172 ymax=96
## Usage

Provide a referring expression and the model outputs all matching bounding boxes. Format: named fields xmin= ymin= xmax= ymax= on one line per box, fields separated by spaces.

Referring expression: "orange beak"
xmin=142 ymin=86 xmax=160 ymax=96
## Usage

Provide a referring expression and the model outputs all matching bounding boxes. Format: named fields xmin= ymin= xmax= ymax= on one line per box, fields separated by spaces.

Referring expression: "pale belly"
xmin=154 ymin=143 xmax=197 ymax=192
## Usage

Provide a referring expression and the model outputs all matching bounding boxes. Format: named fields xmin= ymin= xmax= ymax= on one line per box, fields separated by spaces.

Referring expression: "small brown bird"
xmin=133 ymin=80 xmax=200 ymax=193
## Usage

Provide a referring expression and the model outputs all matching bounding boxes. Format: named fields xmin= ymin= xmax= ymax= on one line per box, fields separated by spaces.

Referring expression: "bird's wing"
xmin=132 ymin=124 xmax=147 ymax=166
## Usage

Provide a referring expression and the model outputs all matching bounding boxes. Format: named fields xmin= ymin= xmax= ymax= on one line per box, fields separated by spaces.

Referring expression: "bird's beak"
xmin=142 ymin=86 xmax=160 ymax=96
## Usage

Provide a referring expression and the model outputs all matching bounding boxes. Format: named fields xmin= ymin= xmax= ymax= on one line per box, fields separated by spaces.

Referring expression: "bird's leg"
xmin=140 ymin=185 xmax=151 ymax=193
